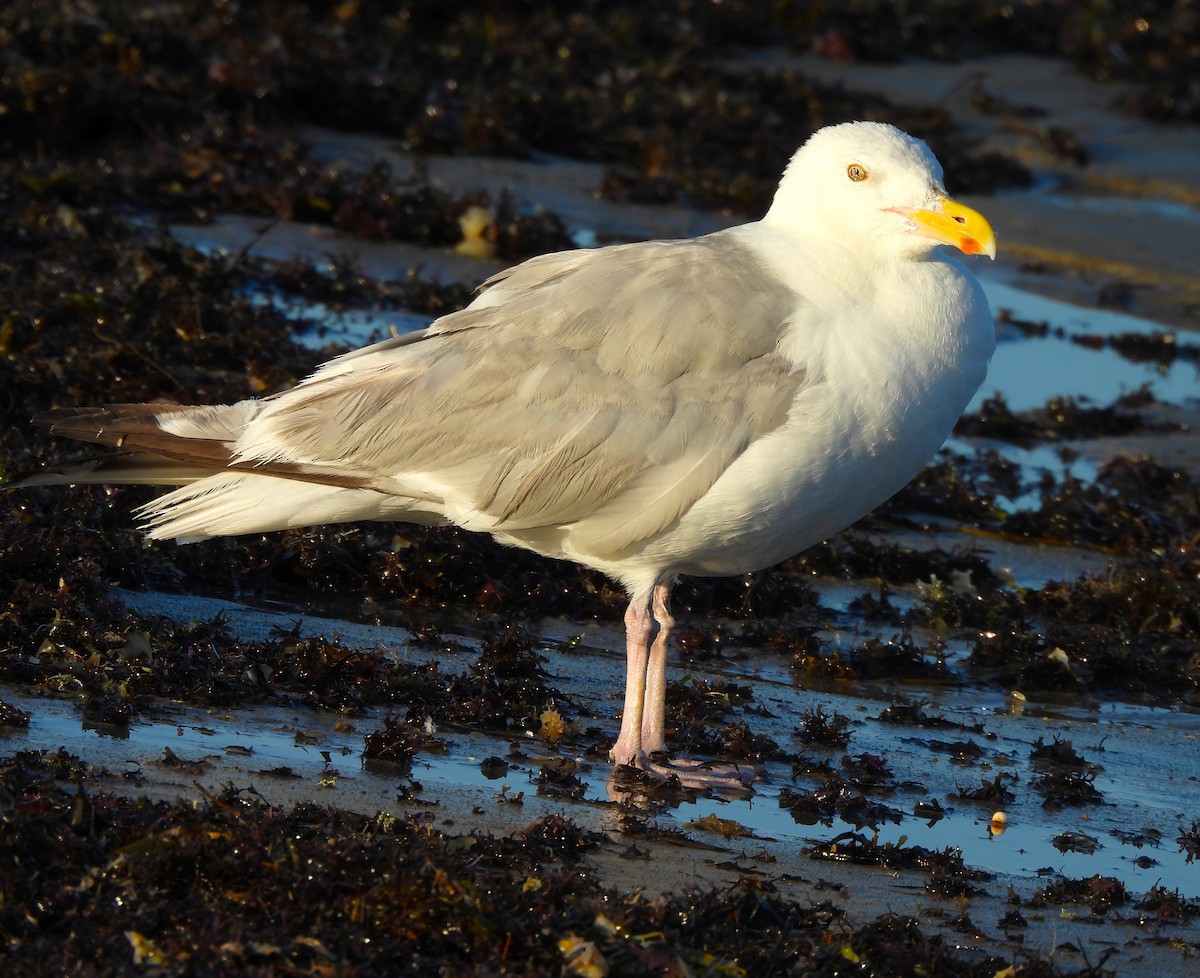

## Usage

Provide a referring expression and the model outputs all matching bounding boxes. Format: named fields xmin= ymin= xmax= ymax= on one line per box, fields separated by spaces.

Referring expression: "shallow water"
xmin=9 ymin=583 xmax=1191 ymax=904
xmin=976 ymin=275 xmax=1198 ymax=412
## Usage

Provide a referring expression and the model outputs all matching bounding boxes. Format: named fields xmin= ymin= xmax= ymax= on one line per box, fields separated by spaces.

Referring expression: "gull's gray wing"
xmin=234 ymin=232 xmax=807 ymax=557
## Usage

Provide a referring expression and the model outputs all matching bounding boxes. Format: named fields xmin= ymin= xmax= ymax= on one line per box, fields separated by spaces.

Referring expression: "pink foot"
xmin=610 ymin=754 xmax=755 ymax=799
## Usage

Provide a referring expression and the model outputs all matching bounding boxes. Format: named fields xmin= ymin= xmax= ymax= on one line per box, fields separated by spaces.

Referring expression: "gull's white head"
xmin=765 ymin=121 xmax=996 ymax=261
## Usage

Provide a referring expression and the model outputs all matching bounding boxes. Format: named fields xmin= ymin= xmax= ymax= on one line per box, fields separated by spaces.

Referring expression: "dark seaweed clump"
xmin=794 ymin=705 xmax=854 ymax=748
xmin=967 ymin=543 xmax=1200 ymax=703
xmin=0 ymin=0 xmax=1031 ymax=232
xmin=1030 ymin=874 xmax=1130 ymax=918
xmin=955 ymin=393 xmax=1157 ymax=449
xmin=781 ymin=751 xmax=906 ymax=831
xmin=663 ymin=676 xmax=783 ymax=764
xmin=1027 ymin=736 xmax=1104 ymax=810
xmin=2 ymin=748 xmax=1125 ymax=978
xmin=773 ymin=0 xmax=1200 ymax=124
xmin=807 ymin=830 xmax=991 ymax=900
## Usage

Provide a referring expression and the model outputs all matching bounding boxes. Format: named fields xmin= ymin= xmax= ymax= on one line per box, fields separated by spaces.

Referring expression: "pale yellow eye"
xmin=846 ymin=163 xmax=869 ymax=182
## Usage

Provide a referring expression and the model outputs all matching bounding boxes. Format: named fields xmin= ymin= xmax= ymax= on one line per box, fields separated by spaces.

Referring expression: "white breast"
xmin=609 ymin=254 xmax=994 ymax=582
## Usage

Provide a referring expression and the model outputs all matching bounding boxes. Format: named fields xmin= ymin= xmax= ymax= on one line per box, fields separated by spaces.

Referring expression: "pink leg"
xmin=609 ymin=591 xmax=655 ymax=767
xmin=640 ymin=579 xmax=673 ymax=755
xmin=608 ymin=579 xmax=755 ymax=796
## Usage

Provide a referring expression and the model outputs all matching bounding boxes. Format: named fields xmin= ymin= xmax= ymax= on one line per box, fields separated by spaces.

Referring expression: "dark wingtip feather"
xmin=32 ymin=406 xmax=109 ymax=434
xmin=22 ymin=401 xmax=372 ymax=491
xmin=32 ymin=404 xmax=191 ymax=447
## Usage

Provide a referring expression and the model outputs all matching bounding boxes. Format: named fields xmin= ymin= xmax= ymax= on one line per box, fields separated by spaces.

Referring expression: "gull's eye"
xmin=846 ymin=163 xmax=869 ymax=182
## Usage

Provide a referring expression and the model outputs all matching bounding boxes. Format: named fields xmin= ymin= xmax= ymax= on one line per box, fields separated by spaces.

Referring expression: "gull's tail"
xmin=15 ymin=401 xmax=405 ymax=541
xmin=22 ymin=401 xmax=261 ymax=486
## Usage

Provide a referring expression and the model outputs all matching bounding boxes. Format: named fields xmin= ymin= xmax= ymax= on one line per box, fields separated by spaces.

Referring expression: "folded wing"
xmin=33 ymin=233 xmax=807 ymax=558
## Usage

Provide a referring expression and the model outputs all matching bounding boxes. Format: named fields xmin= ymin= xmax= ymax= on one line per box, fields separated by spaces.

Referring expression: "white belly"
xmin=666 ymin=385 xmax=953 ymax=576
xmin=556 ymin=254 xmax=994 ymax=593
xmin=645 ymin=291 xmax=991 ymax=576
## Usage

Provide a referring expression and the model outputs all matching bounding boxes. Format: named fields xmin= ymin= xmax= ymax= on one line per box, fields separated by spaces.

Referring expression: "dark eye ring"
xmin=847 ymin=163 xmax=869 ymax=182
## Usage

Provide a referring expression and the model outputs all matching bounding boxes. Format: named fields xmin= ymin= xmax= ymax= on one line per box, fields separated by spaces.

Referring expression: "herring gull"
xmin=25 ymin=121 xmax=996 ymax=784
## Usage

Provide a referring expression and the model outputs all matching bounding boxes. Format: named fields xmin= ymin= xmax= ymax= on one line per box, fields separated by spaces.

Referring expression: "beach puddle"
xmin=976 ymin=275 xmax=1198 ymax=412
xmin=7 ymin=574 xmax=1196 ymax=906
